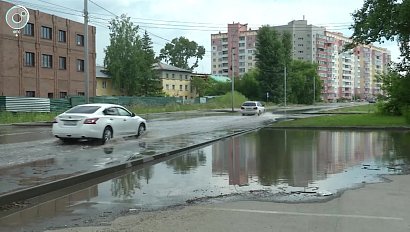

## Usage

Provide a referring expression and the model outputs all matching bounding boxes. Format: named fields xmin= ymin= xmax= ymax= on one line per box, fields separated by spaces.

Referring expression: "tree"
xmin=158 ymin=37 xmax=205 ymax=71
xmin=349 ymin=0 xmax=410 ymax=72
xmin=236 ymin=69 xmax=261 ymax=101
xmin=255 ymin=26 xmax=292 ymax=103
xmin=191 ymin=76 xmax=208 ymax=97
xmin=138 ymin=31 xmax=163 ymax=96
xmin=377 ymin=70 xmax=410 ymax=115
xmin=287 ymin=60 xmax=321 ymax=104
xmin=104 ymin=15 xmax=161 ymax=96
xmin=205 ymin=78 xmax=231 ymax=96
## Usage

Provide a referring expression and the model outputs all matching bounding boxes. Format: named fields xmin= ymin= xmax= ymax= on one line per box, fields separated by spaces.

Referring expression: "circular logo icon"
xmin=6 ymin=5 xmax=30 ymax=30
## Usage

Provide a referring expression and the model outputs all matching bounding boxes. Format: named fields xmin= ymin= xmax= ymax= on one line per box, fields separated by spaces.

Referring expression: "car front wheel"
xmin=101 ymin=127 xmax=113 ymax=145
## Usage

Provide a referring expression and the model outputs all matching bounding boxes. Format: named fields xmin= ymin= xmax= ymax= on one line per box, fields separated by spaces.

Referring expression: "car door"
xmin=116 ymin=107 xmax=137 ymax=135
xmin=102 ymin=107 xmax=123 ymax=137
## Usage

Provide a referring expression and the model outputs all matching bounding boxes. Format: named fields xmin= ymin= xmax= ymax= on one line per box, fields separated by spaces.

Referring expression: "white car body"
xmin=240 ymin=101 xmax=265 ymax=116
xmin=52 ymin=103 xmax=146 ymax=144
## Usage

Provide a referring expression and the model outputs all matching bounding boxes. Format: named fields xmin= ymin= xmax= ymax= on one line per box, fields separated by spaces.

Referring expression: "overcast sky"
xmin=6 ymin=0 xmax=401 ymax=73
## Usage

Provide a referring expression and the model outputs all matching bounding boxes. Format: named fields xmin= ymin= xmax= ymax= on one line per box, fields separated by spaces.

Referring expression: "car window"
xmin=242 ymin=102 xmax=256 ymax=106
xmin=117 ymin=107 xmax=131 ymax=117
xmin=103 ymin=107 xmax=119 ymax=116
xmin=66 ymin=106 xmax=100 ymax=114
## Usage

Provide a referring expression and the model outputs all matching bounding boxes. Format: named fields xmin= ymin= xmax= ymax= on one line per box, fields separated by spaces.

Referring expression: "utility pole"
xmin=231 ymin=47 xmax=235 ymax=112
xmin=84 ymin=0 xmax=89 ymax=103
xmin=284 ymin=65 xmax=287 ymax=108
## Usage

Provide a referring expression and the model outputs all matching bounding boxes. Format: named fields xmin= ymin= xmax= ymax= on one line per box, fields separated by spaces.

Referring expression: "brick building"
xmin=0 ymin=1 xmax=96 ymax=98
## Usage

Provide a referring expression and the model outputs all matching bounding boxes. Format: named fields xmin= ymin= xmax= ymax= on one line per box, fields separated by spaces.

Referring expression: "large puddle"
xmin=1 ymin=128 xmax=410 ymax=231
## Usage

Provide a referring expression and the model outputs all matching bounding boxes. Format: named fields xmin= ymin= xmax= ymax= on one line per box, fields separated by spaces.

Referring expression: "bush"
xmin=210 ymin=91 xmax=248 ymax=108
xmin=401 ymin=106 xmax=410 ymax=124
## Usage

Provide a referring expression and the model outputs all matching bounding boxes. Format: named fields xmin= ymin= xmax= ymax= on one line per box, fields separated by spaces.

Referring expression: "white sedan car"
xmin=240 ymin=101 xmax=265 ymax=116
xmin=52 ymin=103 xmax=146 ymax=144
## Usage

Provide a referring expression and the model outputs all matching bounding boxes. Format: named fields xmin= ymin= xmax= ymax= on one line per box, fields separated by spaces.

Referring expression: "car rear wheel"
xmin=136 ymin=123 xmax=146 ymax=137
xmin=101 ymin=127 xmax=112 ymax=145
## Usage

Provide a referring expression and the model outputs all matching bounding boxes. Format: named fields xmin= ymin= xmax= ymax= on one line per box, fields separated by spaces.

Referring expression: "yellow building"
xmin=155 ymin=63 xmax=197 ymax=100
xmin=96 ymin=66 xmax=120 ymax=96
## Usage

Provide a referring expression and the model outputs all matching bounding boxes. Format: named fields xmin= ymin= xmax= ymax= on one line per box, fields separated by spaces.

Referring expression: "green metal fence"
xmin=0 ymin=96 xmax=181 ymax=112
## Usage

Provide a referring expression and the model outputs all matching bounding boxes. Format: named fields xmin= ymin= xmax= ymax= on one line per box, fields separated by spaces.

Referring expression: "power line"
xmin=34 ymin=0 xmax=82 ymax=13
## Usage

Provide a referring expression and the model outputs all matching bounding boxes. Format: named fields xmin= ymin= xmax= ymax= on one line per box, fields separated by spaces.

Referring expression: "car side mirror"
xmin=131 ymin=112 xmax=136 ymax=117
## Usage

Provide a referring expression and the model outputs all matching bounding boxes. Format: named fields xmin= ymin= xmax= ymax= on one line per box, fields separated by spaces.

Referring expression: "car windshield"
xmin=242 ymin=102 xmax=256 ymax=106
xmin=65 ymin=106 xmax=100 ymax=114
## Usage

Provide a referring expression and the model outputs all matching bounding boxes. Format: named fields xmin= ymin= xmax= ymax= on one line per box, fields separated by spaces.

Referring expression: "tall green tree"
xmin=287 ymin=60 xmax=321 ymax=104
xmin=104 ymin=15 xmax=161 ymax=96
xmin=349 ymin=0 xmax=410 ymax=115
xmin=349 ymin=0 xmax=410 ymax=72
xmin=158 ymin=37 xmax=205 ymax=71
xmin=138 ymin=31 xmax=163 ymax=96
xmin=255 ymin=26 xmax=292 ymax=103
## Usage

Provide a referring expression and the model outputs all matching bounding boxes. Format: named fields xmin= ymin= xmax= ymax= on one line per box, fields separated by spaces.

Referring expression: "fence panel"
xmin=0 ymin=96 xmax=50 ymax=112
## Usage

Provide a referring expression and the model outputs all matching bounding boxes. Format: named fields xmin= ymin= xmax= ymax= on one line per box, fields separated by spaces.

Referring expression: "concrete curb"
xmin=0 ymin=127 xmax=259 ymax=206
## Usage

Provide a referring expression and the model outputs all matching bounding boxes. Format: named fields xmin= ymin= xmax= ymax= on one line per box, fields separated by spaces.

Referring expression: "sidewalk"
xmin=48 ymin=175 xmax=410 ymax=232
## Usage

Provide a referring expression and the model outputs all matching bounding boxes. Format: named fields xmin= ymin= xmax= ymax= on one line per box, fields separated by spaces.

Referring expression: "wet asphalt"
xmin=1 ymin=104 xmax=409 ymax=231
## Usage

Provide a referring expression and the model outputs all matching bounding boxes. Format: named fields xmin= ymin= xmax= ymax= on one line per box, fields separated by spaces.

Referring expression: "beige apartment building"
xmin=155 ymin=62 xmax=196 ymax=100
xmin=0 ymin=1 xmax=96 ymax=98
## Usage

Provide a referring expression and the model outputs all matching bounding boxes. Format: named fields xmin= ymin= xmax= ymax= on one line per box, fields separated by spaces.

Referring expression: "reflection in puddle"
xmin=1 ymin=129 xmax=410 ymax=231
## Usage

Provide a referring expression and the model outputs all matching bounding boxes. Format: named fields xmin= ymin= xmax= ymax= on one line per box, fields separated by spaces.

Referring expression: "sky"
xmin=4 ymin=0 xmax=401 ymax=73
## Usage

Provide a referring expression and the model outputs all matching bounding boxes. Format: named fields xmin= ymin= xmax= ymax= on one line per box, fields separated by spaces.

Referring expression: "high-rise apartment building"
xmin=0 ymin=1 xmax=96 ymax=98
xmin=211 ymin=20 xmax=391 ymax=101
xmin=211 ymin=23 xmax=257 ymax=77
xmin=323 ymin=32 xmax=390 ymax=101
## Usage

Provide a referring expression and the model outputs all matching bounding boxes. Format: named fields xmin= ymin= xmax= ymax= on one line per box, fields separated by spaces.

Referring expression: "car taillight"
xmin=84 ymin=118 xmax=99 ymax=124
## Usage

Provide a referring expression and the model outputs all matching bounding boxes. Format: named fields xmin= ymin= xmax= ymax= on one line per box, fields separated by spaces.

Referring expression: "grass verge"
xmin=273 ymin=113 xmax=408 ymax=127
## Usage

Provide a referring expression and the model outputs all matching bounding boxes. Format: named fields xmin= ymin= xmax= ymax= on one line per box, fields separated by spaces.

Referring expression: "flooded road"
xmin=1 ymin=128 xmax=409 ymax=231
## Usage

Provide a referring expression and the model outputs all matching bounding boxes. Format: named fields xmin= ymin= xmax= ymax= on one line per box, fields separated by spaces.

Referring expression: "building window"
xmin=172 ymin=74 xmax=175 ymax=79
xmin=180 ymin=74 xmax=183 ymax=80
xmin=172 ymin=85 xmax=175 ymax=90
xmin=59 ymin=56 xmax=66 ymax=70
xmin=77 ymin=59 xmax=84 ymax=71
xmin=76 ymin=34 xmax=84 ymax=46
xmin=185 ymin=85 xmax=188 ymax=91
xmin=77 ymin=92 xmax=85 ymax=96
xmin=185 ymin=75 xmax=188 ymax=80
xmin=41 ymin=26 xmax=52 ymax=40
xmin=166 ymin=84 xmax=169 ymax=90
xmin=25 ymin=91 xmax=35 ymax=97
xmin=179 ymin=85 xmax=183 ymax=90
xmin=166 ymin=73 xmax=169 ymax=79
xmin=24 ymin=52 xmax=35 ymax=67
xmin=23 ymin=23 xmax=34 ymax=36
xmin=48 ymin=93 xmax=54 ymax=98
xmin=59 ymin=92 xmax=67 ymax=98
xmin=41 ymin=54 xmax=52 ymax=68
xmin=58 ymin=30 xmax=66 ymax=43
xmin=102 ymin=80 xmax=107 ymax=89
